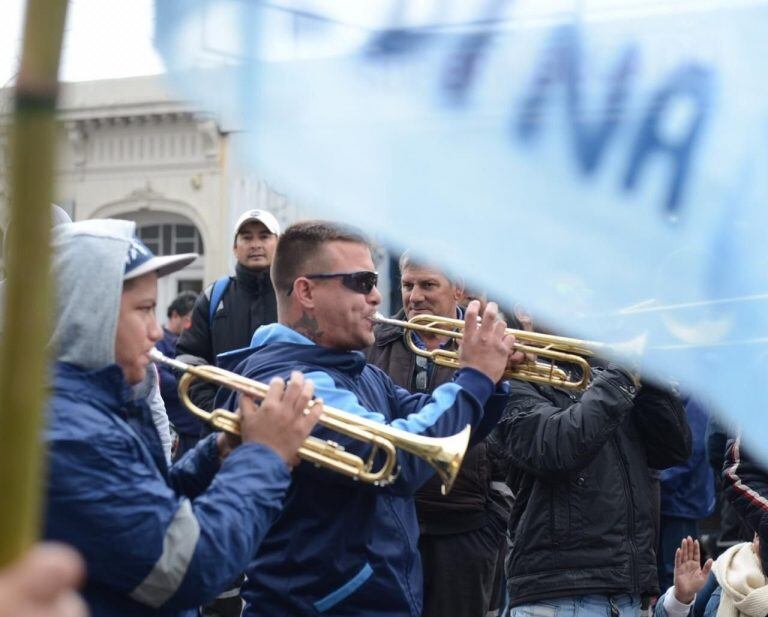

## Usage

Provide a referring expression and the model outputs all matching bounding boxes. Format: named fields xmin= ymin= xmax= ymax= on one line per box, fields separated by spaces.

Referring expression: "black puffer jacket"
xmin=491 ymin=367 xmax=690 ymax=606
xmin=176 ymin=263 xmax=277 ymax=411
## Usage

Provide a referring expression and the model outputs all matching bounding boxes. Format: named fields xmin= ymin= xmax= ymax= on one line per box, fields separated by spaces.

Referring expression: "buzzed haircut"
xmin=167 ymin=290 xmax=198 ymax=319
xmin=271 ymin=220 xmax=372 ymax=296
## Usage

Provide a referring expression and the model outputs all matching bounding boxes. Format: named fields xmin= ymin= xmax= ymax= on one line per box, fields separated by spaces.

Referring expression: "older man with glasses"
xmin=366 ymin=253 xmax=509 ymax=617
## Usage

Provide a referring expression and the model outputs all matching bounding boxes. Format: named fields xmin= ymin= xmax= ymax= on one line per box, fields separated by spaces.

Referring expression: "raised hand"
xmin=673 ymin=536 xmax=713 ymax=604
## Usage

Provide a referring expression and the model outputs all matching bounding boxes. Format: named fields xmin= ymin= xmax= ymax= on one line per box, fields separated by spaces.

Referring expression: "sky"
xmin=0 ymin=0 xmax=164 ymax=86
xmin=2 ymin=0 xmax=748 ymax=87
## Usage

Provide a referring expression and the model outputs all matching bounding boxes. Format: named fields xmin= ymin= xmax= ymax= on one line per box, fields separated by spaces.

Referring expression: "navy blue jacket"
xmin=218 ymin=324 xmax=509 ymax=616
xmin=44 ymin=362 xmax=291 ymax=616
xmin=156 ymin=326 xmax=203 ymax=436
xmin=660 ymin=398 xmax=716 ymax=520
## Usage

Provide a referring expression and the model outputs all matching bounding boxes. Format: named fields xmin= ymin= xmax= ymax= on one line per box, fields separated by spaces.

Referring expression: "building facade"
xmin=0 ymin=75 xmax=392 ymax=317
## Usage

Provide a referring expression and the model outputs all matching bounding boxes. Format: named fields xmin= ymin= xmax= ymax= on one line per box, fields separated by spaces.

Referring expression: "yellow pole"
xmin=0 ymin=0 xmax=69 ymax=566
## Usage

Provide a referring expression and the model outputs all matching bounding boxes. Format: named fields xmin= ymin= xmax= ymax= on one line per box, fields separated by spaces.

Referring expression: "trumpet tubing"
xmin=373 ymin=313 xmax=600 ymax=390
xmin=151 ymin=349 xmax=469 ymax=494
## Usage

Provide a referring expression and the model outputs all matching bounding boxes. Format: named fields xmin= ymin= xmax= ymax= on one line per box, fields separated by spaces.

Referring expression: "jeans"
xmin=507 ymin=594 xmax=641 ymax=617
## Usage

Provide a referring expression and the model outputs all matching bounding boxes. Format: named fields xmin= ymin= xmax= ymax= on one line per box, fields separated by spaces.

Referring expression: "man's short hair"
xmin=167 ymin=290 xmax=198 ymax=319
xmin=271 ymin=220 xmax=372 ymax=296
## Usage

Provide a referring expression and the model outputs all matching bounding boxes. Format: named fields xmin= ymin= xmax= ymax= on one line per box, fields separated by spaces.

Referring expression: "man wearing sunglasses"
xmin=217 ymin=220 xmax=524 ymax=617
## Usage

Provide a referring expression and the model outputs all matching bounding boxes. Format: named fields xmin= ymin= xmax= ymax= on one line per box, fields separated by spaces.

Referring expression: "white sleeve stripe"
xmin=129 ymin=499 xmax=201 ymax=608
xmin=724 ymin=438 xmax=768 ymax=514
xmin=490 ymin=481 xmax=515 ymax=498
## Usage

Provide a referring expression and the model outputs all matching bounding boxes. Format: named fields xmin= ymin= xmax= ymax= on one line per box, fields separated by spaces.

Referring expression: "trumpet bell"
xmin=405 ymin=424 xmax=472 ymax=495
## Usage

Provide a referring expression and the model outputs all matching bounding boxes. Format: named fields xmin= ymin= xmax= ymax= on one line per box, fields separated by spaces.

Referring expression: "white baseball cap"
xmin=233 ymin=209 xmax=280 ymax=239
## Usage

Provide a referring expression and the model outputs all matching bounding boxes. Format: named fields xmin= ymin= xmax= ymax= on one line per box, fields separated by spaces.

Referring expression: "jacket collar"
xmin=54 ymin=362 xmax=134 ymax=410
xmin=372 ymin=308 xmax=407 ymax=347
xmin=162 ymin=326 xmax=179 ymax=345
xmin=246 ymin=323 xmax=367 ymax=376
xmin=235 ymin=262 xmax=271 ymax=293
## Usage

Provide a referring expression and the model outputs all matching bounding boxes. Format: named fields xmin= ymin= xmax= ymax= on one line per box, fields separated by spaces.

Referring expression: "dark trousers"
xmin=657 ymin=516 xmax=699 ymax=594
xmin=419 ymin=518 xmax=505 ymax=617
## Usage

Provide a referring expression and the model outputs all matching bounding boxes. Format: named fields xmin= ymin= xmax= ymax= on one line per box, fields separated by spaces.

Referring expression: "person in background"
xmin=176 ymin=210 xmax=280 ymax=414
xmin=156 ymin=291 xmax=200 ymax=461
xmin=494 ymin=311 xmax=691 ymax=617
xmin=657 ymin=398 xmax=717 ymax=593
xmin=654 ymin=534 xmax=768 ymax=617
xmin=706 ymin=419 xmax=753 ymax=557
xmin=176 ymin=209 xmax=280 ymax=615
xmin=653 ymin=537 xmax=713 ymax=617
xmin=367 ymin=253 xmax=509 ymax=617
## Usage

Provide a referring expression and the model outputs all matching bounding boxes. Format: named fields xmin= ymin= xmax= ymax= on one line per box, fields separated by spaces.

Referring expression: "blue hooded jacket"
xmin=218 ymin=323 xmax=509 ymax=616
xmin=42 ymin=220 xmax=292 ymax=616
xmin=659 ymin=397 xmax=716 ymax=520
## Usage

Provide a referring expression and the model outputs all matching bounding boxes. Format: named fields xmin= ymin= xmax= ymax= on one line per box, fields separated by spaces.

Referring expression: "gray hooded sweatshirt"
xmin=51 ymin=219 xmax=172 ymax=461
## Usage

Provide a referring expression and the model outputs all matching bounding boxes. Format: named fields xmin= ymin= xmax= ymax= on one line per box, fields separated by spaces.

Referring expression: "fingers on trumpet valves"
xmin=464 ymin=299 xmax=481 ymax=332
xmin=480 ymin=301 xmax=500 ymax=327
xmin=281 ymin=371 xmax=306 ymax=406
xmin=504 ymin=335 xmax=527 ymax=365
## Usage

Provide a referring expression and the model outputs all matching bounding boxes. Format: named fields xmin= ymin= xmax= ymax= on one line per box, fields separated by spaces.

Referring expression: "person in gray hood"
xmin=42 ymin=218 xmax=321 ymax=616
xmin=2 ymin=206 xmax=174 ymax=463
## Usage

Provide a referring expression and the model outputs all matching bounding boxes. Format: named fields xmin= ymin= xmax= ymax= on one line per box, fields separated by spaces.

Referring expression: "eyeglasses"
xmin=288 ymin=270 xmax=379 ymax=296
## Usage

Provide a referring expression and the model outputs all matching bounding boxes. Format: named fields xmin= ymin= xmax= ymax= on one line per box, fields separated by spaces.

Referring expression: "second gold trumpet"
xmin=373 ymin=313 xmax=604 ymax=390
xmin=150 ymin=349 xmax=470 ymax=494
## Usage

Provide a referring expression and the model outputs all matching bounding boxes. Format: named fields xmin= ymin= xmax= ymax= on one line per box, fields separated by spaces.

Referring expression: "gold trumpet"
xmin=150 ymin=349 xmax=470 ymax=494
xmin=373 ymin=313 xmax=612 ymax=390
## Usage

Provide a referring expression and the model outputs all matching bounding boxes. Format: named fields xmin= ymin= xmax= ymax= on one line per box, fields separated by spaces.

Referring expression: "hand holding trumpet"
xmin=458 ymin=301 xmax=526 ymax=384
xmin=217 ymin=372 xmax=322 ymax=466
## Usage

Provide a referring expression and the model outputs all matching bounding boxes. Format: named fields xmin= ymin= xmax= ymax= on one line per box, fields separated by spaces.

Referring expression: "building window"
xmin=138 ymin=223 xmax=204 ymax=256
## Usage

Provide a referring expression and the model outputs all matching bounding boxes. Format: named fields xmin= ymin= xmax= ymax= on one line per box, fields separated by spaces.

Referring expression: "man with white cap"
xmin=174 ymin=209 xmax=280 ymax=615
xmin=176 ymin=209 xmax=280 ymax=413
xmin=43 ymin=219 xmax=320 ymax=616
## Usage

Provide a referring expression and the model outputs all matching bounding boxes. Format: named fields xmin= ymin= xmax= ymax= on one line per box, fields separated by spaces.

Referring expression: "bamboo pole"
xmin=0 ymin=0 xmax=69 ymax=567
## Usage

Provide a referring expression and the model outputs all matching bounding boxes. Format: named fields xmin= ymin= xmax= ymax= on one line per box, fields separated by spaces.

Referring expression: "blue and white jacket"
xmin=42 ymin=219 xmax=293 ymax=615
xmin=44 ymin=362 xmax=291 ymax=616
xmin=218 ymin=323 xmax=509 ymax=616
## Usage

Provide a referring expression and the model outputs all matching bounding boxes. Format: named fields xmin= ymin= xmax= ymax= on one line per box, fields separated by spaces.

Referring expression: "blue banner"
xmin=155 ymin=1 xmax=768 ymax=456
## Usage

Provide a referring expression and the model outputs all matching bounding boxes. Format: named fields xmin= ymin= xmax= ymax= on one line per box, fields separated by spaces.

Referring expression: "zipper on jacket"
xmin=611 ymin=435 xmax=639 ymax=593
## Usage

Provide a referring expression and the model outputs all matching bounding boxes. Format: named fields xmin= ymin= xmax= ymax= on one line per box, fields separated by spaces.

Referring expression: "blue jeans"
xmin=507 ymin=594 xmax=641 ymax=617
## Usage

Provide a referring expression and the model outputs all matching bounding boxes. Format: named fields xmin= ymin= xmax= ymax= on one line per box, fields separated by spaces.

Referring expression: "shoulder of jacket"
xmin=202 ymin=276 xmax=236 ymax=300
xmin=372 ymin=322 xmax=404 ymax=345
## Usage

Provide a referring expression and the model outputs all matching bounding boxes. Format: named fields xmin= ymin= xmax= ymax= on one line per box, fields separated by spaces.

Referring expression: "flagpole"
xmin=0 ymin=0 xmax=69 ymax=567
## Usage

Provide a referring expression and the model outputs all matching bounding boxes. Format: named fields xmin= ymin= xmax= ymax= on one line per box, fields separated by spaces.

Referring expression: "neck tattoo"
xmin=292 ymin=312 xmax=324 ymax=343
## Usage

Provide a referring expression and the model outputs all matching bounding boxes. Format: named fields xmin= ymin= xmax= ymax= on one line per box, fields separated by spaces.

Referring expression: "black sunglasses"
xmin=288 ymin=270 xmax=379 ymax=296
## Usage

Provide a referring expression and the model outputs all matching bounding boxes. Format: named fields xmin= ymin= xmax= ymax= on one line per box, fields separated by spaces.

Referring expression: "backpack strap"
xmin=208 ymin=276 xmax=231 ymax=326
